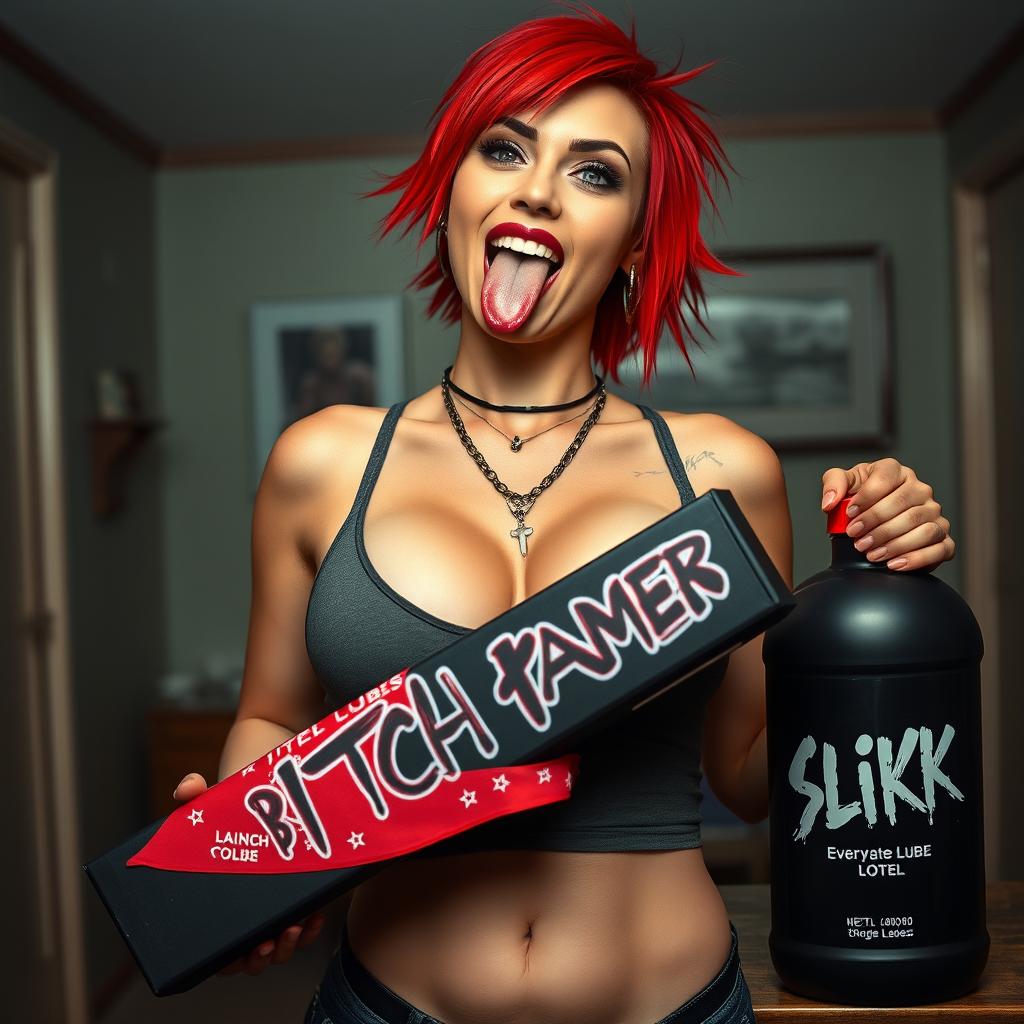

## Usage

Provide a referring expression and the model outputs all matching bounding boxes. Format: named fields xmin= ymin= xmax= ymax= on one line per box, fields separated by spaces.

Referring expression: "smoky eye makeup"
xmin=475 ymin=135 xmax=626 ymax=193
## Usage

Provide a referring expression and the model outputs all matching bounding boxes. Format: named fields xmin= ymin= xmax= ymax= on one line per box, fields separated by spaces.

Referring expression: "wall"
xmin=157 ymin=130 xmax=960 ymax=679
xmin=0 ymin=57 xmax=162 ymax=995
xmin=713 ymin=131 xmax=958 ymax=588
xmin=156 ymin=157 xmax=453 ymax=671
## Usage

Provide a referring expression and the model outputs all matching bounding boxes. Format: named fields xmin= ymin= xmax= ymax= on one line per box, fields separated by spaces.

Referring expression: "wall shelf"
xmin=89 ymin=416 xmax=165 ymax=519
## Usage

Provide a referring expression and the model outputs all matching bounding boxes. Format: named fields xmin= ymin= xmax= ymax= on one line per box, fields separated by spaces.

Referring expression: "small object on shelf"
xmin=94 ymin=368 xmax=141 ymax=419
xmin=89 ymin=415 xmax=165 ymax=519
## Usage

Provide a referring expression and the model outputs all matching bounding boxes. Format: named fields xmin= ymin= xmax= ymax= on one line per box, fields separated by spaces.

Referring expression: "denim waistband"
xmin=325 ymin=920 xmax=743 ymax=1024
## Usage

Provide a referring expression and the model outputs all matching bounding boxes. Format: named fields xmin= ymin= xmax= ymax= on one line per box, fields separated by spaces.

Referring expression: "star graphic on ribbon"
xmin=187 ymin=809 xmax=204 ymax=826
xmin=492 ymin=774 xmax=510 ymax=793
xmin=565 ymin=772 xmax=574 ymax=790
xmin=537 ymin=768 xmax=552 ymax=784
xmin=348 ymin=832 xmax=366 ymax=850
xmin=242 ymin=764 xmax=256 ymax=776
xmin=460 ymin=789 xmax=478 ymax=809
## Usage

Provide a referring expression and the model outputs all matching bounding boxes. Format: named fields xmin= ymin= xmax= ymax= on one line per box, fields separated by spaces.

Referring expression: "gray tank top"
xmin=305 ymin=399 xmax=727 ymax=854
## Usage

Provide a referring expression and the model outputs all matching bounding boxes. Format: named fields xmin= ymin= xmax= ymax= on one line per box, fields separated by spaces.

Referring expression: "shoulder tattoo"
xmin=633 ymin=449 xmax=723 ymax=477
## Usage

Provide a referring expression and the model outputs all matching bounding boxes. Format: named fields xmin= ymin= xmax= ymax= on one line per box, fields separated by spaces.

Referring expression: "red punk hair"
xmin=362 ymin=2 xmax=741 ymax=386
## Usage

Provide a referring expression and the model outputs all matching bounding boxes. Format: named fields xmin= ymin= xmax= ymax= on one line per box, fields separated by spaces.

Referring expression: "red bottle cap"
xmin=826 ymin=496 xmax=855 ymax=535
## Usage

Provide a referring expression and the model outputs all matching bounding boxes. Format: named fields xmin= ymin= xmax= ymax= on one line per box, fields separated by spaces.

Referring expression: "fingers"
xmin=271 ymin=926 xmax=303 ymax=966
xmin=172 ymin=773 xmax=208 ymax=802
xmin=218 ymin=938 xmax=272 ymax=976
xmin=243 ymin=940 xmax=278 ymax=976
xmin=296 ymin=912 xmax=327 ymax=949
xmin=845 ymin=495 xmax=951 ymax=574
xmin=846 ymin=483 xmax=936 ymax=542
xmin=821 ymin=465 xmax=864 ymax=510
xmin=218 ymin=916 xmax=327 ymax=978
xmin=860 ymin=524 xmax=953 ymax=571
xmin=842 ymin=458 xmax=911 ymax=518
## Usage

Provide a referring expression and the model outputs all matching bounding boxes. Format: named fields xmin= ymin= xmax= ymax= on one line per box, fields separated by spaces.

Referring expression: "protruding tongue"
xmin=482 ymin=249 xmax=551 ymax=332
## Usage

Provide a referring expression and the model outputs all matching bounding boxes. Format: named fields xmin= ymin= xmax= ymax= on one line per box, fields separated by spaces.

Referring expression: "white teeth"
xmin=489 ymin=235 xmax=560 ymax=263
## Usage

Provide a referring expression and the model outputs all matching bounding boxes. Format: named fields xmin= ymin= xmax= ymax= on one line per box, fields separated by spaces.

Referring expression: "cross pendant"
xmin=510 ymin=522 xmax=534 ymax=557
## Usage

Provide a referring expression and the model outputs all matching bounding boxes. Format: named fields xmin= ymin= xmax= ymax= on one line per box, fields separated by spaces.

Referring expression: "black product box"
xmin=86 ymin=489 xmax=792 ymax=995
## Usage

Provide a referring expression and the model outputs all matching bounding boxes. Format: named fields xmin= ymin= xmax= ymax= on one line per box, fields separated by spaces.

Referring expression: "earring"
xmin=623 ymin=263 xmax=640 ymax=323
xmin=436 ymin=217 xmax=453 ymax=283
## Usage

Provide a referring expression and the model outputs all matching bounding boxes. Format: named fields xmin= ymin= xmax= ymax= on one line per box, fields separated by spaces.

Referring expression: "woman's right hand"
xmin=172 ymin=773 xmax=327 ymax=976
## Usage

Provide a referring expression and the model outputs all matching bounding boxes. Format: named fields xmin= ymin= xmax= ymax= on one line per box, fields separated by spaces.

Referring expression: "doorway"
xmin=0 ymin=119 xmax=88 ymax=1021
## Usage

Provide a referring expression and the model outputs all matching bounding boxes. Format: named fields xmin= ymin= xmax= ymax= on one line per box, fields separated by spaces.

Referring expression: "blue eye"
xmin=575 ymin=162 xmax=622 ymax=192
xmin=477 ymin=138 xmax=523 ymax=164
xmin=475 ymin=137 xmax=624 ymax=194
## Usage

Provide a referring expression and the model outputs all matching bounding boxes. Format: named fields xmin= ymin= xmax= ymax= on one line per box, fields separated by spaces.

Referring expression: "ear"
xmin=618 ymin=236 xmax=643 ymax=278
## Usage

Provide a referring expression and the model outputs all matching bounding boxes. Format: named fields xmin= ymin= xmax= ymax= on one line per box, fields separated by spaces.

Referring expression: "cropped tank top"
xmin=304 ymin=400 xmax=728 ymax=855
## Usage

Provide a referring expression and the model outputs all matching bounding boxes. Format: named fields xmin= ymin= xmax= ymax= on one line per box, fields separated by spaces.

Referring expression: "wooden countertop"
xmin=719 ymin=882 xmax=1022 ymax=1020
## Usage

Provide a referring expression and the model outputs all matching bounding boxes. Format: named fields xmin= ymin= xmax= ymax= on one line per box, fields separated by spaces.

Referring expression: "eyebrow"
xmin=496 ymin=116 xmax=632 ymax=172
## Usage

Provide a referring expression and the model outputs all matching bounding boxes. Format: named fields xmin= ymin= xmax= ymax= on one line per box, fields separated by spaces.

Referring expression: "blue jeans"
xmin=304 ymin=920 xmax=756 ymax=1024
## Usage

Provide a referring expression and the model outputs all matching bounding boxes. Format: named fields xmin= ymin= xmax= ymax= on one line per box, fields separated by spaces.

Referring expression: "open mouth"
xmin=480 ymin=223 xmax=566 ymax=333
xmin=483 ymin=239 xmax=563 ymax=297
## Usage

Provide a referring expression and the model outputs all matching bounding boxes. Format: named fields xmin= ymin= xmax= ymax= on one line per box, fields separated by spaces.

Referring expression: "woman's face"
xmin=446 ymin=83 xmax=648 ymax=340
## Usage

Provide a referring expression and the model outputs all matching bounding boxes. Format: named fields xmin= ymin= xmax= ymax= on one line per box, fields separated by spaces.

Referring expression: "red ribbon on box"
xmin=129 ymin=668 xmax=579 ymax=874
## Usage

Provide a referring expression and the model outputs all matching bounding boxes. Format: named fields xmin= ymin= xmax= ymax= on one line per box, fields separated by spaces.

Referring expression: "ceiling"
xmin=0 ymin=0 xmax=1020 ymax=151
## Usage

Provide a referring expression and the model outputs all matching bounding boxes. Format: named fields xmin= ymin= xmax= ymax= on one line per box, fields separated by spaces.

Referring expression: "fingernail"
xmin=854 ymin=536 xmax=872 ymax=551
xmin=172 ymin=787 xmax=179 ymax=800
xmin=848 ymin=521 xmax=865 ymax=536
xmin=822 ymin=490 xmax=836 ymax=510
xmin=887 ymin=557 xmax=908 ymax=570
xmin=847 ymin=504 xmax=860 ymax=517
xmin=258 ymin=942 xmax=274 ymax=957
xmin=867 ymin=547 xmax=887 ymax=560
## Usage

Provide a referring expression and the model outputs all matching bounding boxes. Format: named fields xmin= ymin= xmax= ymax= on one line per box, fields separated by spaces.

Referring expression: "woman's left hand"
xmin=821 ymin=459 xmax=955 ymax=572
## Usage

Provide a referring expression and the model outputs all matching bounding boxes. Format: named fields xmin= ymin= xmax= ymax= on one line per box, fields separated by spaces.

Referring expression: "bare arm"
xmin=218 ymin=419 xmax=329 ymax=777
xmin=174 ymin=412 xmax=340 ymax=972
xmin=660 ymin=414 xmax=793 ymax=826
xmin=704 ymin=424 xmax=791 ymax=825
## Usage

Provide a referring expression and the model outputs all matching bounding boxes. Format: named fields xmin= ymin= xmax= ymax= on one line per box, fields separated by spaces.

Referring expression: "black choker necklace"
xmin=442 ymin=365 xmax=603 ymax=414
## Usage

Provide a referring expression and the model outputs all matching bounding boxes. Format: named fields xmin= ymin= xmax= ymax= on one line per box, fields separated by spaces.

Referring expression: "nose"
xmin=509 ymin=161 xmax=561 ymax=220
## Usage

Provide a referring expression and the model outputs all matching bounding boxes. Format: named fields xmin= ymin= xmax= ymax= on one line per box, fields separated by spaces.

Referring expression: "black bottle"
xmin=762 ymin=496 xmax=989 ymax=1005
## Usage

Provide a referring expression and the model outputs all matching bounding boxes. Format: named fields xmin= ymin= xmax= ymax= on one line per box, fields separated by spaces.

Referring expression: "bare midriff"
xmin=345 ymin=847 xmax=732 ymax=1024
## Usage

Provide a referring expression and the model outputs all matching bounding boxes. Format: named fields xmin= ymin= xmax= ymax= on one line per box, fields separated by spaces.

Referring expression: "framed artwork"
xmin=249 ymin=295 xmax=404 ymax=488
xmin=613 ymin=246 xmax=894 ymax=451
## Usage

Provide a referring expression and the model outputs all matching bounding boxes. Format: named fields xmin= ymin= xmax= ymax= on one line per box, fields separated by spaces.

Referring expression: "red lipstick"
xmin=485 ymin=222 xmax=564 ymax=263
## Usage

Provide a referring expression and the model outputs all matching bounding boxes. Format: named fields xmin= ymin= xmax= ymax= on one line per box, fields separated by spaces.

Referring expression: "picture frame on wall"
xmin=613 ymin=245 xmax=894 ymax=451
xmin=249 ymin=295 xmax=405 ymax=490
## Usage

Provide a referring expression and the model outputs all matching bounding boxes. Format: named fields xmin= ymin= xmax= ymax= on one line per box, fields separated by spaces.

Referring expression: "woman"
xmin=174 ymin=8 xmax=955 ymax=1023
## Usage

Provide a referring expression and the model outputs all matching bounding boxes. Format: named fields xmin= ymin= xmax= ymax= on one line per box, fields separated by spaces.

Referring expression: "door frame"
xmin=953 ymin=185 xmax=1001 ymax=884
xmin=0 ymin=115 xmax=87 ymax=1023
xmin=953 ymin=139 xmax=1024 ymax=884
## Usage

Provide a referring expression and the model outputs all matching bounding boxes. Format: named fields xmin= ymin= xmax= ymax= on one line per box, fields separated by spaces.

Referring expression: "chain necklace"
xmin=450 ymin=390 xmax=595 ymax=453
xmin=441 ymin=372 xmax=607 ymax=557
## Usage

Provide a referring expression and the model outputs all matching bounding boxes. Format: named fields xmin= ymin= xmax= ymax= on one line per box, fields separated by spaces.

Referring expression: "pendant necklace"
xmin=440 ymin=370 xmax=606 ymax=557
xmin=443 ymin=364 xmax=603 ymax=453
xmin=449 ymin=390 xmax=594 ymax=452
